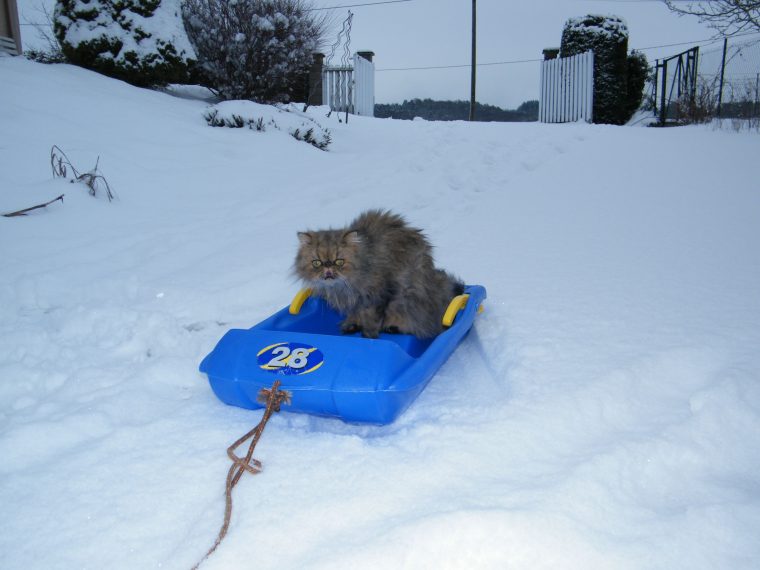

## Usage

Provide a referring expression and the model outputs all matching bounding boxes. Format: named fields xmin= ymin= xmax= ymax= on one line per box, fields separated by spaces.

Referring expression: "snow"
xmin=2 ymin=57 xmax=760 ymax=570
xmin=564 ymin=15 xmax=629 ymax=41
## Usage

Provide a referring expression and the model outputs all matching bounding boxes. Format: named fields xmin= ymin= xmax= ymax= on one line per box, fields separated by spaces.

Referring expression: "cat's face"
xmin=295 ymin=230 xmax=361 ymax=285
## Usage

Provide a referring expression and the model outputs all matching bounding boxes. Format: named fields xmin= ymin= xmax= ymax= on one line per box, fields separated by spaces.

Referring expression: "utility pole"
xmin=469 ymin=0 xmax=476 ymax=121
xmin=717 ymin=37 xmax=728 ymax=118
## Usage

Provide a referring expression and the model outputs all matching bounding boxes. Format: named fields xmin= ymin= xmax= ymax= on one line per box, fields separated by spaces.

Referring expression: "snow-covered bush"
xmin=561 ymin=15 xmax=636 ymax=125
xmin=54 ymin=0 xmax=195 ymax=87
xmin=625 ymin=50 xmax=649 ymax=120
xmin=204 ymin=101 xmax=331 ymax=149
xmin=181 ymin=0 xmax=326 ymax=102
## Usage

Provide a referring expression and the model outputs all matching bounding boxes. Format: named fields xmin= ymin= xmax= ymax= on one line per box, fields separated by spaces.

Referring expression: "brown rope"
xmin=192 ymin=381 xmax=291 ymax=570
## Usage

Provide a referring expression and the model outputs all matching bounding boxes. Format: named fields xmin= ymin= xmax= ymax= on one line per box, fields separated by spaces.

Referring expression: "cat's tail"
xmin=451 ymin=276 xmax=465 ymax=296
xmin=437 ymin=269 xmax=465 ymax=298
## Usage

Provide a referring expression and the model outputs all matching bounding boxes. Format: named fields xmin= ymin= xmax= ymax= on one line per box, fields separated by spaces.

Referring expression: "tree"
xmin=54 ymin=0 xmax=195 ymax=87
xmin=663 ymin=1 xmax=760 ymax=36
xmin=373 ymin=99 xmax=539 ymax=122
xmin=181 ymin=0 xmax=327 ymax=102
xmin=561 ymin=15 xmax=630 ymax=124
xmin=625 ymin=50 xmax=649 ymax=119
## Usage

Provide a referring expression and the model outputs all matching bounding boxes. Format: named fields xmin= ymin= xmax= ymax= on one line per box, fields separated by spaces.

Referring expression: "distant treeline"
xmin=374 ymin=98 xmax=539 ymax=122
xmin=720 ymin=100 xmax=760 ymax=119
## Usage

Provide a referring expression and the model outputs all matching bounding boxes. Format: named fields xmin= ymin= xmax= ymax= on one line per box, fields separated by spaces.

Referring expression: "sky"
xmin=307 ymin=0 xmax=726 ymax=108
xmin=15 ymin=0 xmax=749 ymax=109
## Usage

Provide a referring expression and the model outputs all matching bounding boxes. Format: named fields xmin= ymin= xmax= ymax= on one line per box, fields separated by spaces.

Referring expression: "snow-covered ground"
xmin=2 ymin=57 xmax=760 ymax=570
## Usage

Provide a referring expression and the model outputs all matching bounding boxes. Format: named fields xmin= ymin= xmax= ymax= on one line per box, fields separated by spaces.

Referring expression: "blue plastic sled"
xmin=199 ymin=285 xmax=486 ymax=424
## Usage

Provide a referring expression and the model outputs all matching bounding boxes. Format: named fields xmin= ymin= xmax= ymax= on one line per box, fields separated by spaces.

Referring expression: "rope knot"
xmin=257 ymin=384 xmax=292 ymax=411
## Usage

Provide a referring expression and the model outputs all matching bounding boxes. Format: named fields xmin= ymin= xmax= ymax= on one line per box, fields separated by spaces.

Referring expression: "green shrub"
xmin=561 ymin=15 xmax=630 ymax=124
xmin=54 ymin=0 xmax=196 ymax=87
xmin=625 ymin=50 xmax=649 ymax=119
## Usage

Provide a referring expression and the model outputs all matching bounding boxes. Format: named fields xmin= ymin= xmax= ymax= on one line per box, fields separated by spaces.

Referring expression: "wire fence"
xmin=653 ymin=35 xmax=760 ymax=127
xmin=699 ymin=37 xmax=760 ymax=120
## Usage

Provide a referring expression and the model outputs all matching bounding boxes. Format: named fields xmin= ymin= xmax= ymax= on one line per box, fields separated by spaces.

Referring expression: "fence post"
xmin=586 ymin=50 xmax=594 ymax=122
xmin=308 ymin=52 xmax=324 ymax=107
xmin=539 ymin=60 xmax=545 ymax=122
xmin=653 ymin=60 xmax=659 ymax=117
xmin=660 ymin=59 xmax=668 ymax=125
xmin=717 ymin=37 xmax=728 ymax=118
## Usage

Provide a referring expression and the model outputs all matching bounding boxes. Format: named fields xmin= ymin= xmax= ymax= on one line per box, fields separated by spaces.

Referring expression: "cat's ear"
xmin=342 ymin=230 xmax=362 ymax=245
xmin=297 ymin=232 xmax=313 ymax=246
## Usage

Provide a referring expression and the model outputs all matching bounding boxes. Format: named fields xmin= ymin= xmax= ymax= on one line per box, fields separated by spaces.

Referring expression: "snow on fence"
xmin=322 ymin=53 xmax=375 ymax=117
xmin=539 ymin=50 xmax=594 ymax=123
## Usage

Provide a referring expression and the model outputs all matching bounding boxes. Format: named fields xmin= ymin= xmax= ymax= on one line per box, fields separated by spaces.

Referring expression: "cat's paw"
xmin=382 ymin=325 xmax=401 ymax=334
xmin=341 ymin=322 xmax=361 ymax=335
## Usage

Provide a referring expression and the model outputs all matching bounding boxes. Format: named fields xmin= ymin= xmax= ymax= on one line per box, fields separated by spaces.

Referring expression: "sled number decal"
xmin=257 ymin=342 xmax=324 ymax=375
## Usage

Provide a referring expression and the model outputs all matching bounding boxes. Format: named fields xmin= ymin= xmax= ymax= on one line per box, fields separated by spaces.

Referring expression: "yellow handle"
xmin=442 ymin=294 xmax=470 ymax=327
xmin=289 ymin=288 xmax=313 ymax=315
xmin=442 ymin=294 xmax=485 ymax=327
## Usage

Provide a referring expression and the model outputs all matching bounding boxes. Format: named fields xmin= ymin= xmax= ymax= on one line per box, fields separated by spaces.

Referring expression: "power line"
xmin=633 ymin=31 xmax=760 ymax=52
xmin=378 ymin=57 xmax=542 ymax=72
xmin=377 ymin=32 xmax=760 ymax=72
xmin=308 ymin=0 xmax=413 ymax=10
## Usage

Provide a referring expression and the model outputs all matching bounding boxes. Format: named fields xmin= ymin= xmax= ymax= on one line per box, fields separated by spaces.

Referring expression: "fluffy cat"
xmin=294 ymin=209 xmax=464 ymax=339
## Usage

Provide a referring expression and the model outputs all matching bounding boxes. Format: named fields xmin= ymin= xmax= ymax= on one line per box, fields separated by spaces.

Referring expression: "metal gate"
xmin=322 ymin=53 xmax=375 ymax=117
xmin=653 ymin=47 xmax=699 ymax=124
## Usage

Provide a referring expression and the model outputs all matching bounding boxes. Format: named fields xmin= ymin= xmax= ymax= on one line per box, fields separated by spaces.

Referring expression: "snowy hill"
xmin=2 ymin=57 xmax=760 ymax=570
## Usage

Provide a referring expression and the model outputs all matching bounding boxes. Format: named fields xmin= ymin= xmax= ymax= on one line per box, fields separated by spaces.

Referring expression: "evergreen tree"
xmin=625 ymin=50 xmax=649 ymax=119
xmin=54 ymin=0 xmax=195 ymax=87
xmin=561 ymin=14 xmax=630 ymax=125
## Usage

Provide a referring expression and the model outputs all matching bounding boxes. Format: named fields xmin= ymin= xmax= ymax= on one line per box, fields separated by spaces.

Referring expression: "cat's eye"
xmin=334 ymin=259 xmax=345 ymax=267
xmin=312 ymin=260 xmax=322 ymax=268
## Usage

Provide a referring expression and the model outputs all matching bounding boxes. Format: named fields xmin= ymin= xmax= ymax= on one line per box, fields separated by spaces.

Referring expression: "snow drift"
xmin=1 ymin=57 xmax=760 ymax=570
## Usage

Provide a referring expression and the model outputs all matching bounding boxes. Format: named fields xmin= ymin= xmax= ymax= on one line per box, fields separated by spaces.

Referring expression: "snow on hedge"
xmin=54 ymin=0 xmax=195 ymax=85
xmin=563 ymin=14 xmax=628 ymax=42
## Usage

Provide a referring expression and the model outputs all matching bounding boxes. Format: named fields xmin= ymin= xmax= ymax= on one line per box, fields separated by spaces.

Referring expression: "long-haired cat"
xmin=294 ymin=209 xmax=464 ymax=339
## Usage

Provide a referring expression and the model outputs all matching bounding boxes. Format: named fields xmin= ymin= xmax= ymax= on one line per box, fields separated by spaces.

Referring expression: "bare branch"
xmin=3 ymin=194 xmax=65 ymax=217
xmin=50 ymin=146 xmax=116 ymax=202
xmin=664 ymin=1 xmax=760 ymax=36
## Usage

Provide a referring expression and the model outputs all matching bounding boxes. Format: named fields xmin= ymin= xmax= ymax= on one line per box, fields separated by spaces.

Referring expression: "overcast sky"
xmin=309 ymin=0 xmax=725 ymax=108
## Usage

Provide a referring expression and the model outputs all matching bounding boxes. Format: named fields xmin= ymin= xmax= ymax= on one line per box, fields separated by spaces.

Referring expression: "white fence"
xmin=322 ymin=53 xmax=375 ymax=117
xmin=0 ymin=36 xmax=19 ymax=56
xmin=353 ymin=54 xmax=375 ymax=116
xmin=539 ymin=50 xmax=594 ymax=123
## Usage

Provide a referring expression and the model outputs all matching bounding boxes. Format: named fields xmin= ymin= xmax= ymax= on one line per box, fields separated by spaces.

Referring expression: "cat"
xmin=294 ymin=209 xmax=464 ymax=339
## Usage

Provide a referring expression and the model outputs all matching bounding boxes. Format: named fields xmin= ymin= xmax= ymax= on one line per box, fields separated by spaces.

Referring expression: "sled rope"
xmin=192 ymin=381 xmax=291 ymax=570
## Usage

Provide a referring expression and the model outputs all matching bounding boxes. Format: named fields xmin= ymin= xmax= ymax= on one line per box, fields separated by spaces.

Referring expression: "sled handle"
xmin=289 ymin=288 xmax=313 ymax=315
xmin=443 ymin=294 xmax=469 ymax=327
xmin=442 ymin=294 xmax=484 ymax=327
